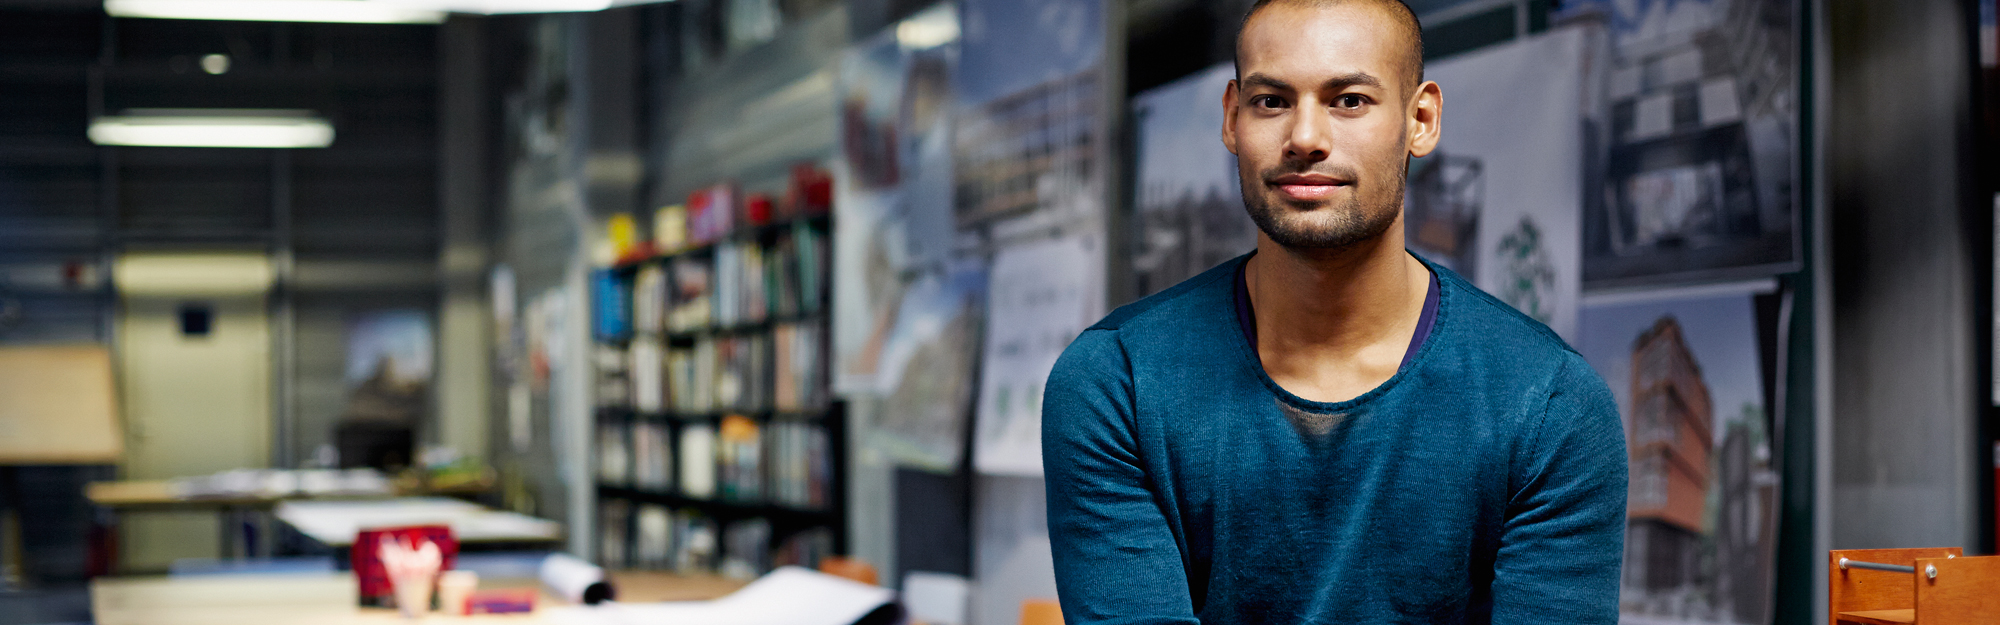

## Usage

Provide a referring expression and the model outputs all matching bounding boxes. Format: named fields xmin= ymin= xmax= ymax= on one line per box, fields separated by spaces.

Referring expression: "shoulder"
xmin=1088 ymin=254 xmax=1241 ymax=333
xmin=1424 ymin=261 xmax=1594 ymax=394
xmin=1049 ymin=256 xmax=1242 ymax=396
xmin=1428 ymin=260 xmax=1577 ymax=362
xmin=1420 ymin=261 xmax=1613 ymax=416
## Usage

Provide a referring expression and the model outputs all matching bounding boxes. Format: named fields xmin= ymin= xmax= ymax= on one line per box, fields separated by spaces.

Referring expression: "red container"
xmin=352 ymin=525 xmax=458 ymax=608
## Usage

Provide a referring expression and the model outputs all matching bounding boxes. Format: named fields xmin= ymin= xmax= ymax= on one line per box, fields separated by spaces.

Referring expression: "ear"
xmin=1222 ymin=79 xmax=1241 ymax=156
xmin=1406 ymin=80 xmax=1442 ymax=158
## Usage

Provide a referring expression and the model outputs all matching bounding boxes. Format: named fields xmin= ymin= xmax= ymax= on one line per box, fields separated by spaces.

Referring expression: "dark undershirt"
xmin=1234 ymin=254 xmax=1441 ymax=370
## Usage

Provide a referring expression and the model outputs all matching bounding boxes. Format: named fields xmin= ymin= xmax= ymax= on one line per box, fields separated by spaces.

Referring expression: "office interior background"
xmin=0 ymin=0 xmax=1995 ymax=624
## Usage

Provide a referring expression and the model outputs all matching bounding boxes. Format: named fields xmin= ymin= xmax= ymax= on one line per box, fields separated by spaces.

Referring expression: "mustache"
xmin=1260 ymin=164 xmax=1360 ymax=184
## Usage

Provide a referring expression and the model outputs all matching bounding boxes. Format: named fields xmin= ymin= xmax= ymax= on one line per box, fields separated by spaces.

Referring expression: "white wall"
xmin=116 ymin=274 xmax=271 ymax=570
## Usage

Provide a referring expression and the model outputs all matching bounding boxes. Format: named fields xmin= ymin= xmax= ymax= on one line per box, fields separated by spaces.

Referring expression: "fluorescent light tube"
xmin=89 ymin=109 xmax=335 ymax=149
xmin=391 ymin=0 xmax=616 ymax=13
xmin=115 ymin=252 xmax=275 ymax=297
xmin=104 ymin=0 xmax=669 ymax=22
xmin=104 ymin=0 xmax=447 ymax=24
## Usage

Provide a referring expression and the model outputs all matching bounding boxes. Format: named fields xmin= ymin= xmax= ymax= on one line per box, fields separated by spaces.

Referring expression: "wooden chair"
xmin=1829 ymin=547 xmax=2000 ymax=624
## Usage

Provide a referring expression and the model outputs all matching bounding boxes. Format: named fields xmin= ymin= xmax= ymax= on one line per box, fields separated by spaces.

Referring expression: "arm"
xmin=1490 ymin=355 xmax=1629 ymax=625
xmin=1042 ymin=329 xmax=1199 ymax=625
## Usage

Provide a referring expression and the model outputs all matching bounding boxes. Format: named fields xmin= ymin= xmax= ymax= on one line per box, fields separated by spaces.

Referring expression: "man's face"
xmin=1223 ymin=1 xmax=1440 ymax=252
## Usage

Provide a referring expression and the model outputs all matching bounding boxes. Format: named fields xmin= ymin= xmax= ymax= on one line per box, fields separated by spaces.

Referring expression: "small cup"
xmin=437 ymin=570 xmax=480 ymax=615
xmin=390 ymin=570 xmax=436 ymax=619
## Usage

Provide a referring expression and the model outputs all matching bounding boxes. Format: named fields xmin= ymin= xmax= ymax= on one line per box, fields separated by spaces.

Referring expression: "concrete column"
xmin=1827 ymin=0 xmax=1983 ymax=552
xmin=437 ymin=15 xmax=493 ymax=461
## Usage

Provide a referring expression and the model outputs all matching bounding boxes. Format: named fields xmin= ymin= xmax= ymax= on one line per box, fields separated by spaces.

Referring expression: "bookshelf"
xmin=590 ymin=193 xmax=844 ymax=580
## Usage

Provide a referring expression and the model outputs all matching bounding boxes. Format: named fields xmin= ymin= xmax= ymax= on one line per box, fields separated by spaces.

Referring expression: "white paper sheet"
xmin=544 ymin=566 xmax=895 ymax=625
xmin=972 ymin=232 xmax=1104 ymax=477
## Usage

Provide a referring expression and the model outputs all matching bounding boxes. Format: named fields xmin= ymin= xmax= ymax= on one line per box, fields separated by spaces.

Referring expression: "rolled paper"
xmin=540 ymin=552 xmax=615 ymax=605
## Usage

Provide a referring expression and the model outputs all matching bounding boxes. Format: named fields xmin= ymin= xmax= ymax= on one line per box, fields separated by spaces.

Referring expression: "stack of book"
xmin=765 ymin=420 xmax=831 ymax=510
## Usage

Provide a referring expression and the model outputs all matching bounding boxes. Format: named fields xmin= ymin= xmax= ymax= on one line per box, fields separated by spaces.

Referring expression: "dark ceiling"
xmin=0 ymin=3 xmax=444 ymax=341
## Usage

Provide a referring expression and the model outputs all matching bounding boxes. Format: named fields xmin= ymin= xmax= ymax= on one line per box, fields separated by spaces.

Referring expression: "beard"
xmin=1240 ymin=158 xmax=1407 ymax=252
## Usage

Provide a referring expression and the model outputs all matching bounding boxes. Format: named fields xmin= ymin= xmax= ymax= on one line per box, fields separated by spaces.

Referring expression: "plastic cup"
xmin=437 ymin=570 xmax=479 ymax=615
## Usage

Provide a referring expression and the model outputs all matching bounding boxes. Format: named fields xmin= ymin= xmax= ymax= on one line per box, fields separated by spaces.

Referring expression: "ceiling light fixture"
xmin=88 ymin=109 xmax=335 ymax=149
xmin=104 ymin=0 xmax=672 ymax=22
xmin=104 ymin=0 xmax=447 ymax=24
xmin=199 ymin=53 xmax=230 ymax=74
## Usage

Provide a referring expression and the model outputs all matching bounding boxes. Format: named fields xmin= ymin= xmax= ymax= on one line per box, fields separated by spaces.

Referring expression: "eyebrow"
xmin=1240 ymin=72 xmax=1384 ymax=93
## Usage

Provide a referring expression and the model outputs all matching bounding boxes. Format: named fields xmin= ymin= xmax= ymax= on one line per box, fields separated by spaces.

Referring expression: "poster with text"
xmin=1577 ymin=288 xmax=1777 ymax=625
xmin=1415 ymin=28 xmax=1587 ymax=340
xmin=1557 ymin=0 xmax=1800 ymax=286
xmin=974 ymin=232 xmax=1105 ymax=476
xmin=1130 ymin=62 xmax=1256 ymax=298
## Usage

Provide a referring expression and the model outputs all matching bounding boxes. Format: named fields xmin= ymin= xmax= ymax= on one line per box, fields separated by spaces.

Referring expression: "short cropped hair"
xmin=1234 ymin=0 xmax=1426 ymax=93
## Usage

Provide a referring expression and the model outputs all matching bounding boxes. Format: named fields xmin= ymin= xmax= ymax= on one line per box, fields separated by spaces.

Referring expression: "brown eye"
xmin=1250 ymin=95 xmax=1287 ymax=109
xmin=1333 ymin=94 xmax=1366 ymax=109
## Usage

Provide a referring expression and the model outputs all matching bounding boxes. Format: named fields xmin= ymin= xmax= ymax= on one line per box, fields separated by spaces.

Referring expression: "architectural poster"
xmin=1577 ymin=287 xmax=1777 ymax=625
xmin=1558 ymin=0 xmax=1801 ymax=285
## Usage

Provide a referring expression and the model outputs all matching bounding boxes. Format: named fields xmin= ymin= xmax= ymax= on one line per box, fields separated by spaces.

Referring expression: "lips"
xmin=1268 ymin=173 xmax=1351 ymax=201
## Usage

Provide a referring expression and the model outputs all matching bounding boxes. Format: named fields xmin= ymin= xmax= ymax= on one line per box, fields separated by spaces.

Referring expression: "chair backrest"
xmin=1827 ymin=547 xmax=1962 ymax=625
xmin=1019 ymin=599 xmax=1063 ymax=625
xmin=1913 ymin=555 xmax=2000 ymax=625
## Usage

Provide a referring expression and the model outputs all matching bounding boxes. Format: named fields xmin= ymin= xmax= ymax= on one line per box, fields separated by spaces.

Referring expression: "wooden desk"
xmin=88 ymin=480 xmax=296 ymax=509
xmin=87 ymin=478 xmax=405 ymax=563
xmin=91 ymin=571 xmax=747 ymax=625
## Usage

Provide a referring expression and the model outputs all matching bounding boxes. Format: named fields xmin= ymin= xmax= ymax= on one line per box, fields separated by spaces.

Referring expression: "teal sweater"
xmin=1042 ymin=255 xmax=1627 ymax=624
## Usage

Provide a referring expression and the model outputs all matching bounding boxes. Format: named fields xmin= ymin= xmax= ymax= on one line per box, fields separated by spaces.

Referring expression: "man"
xmin=1042 ymin=1 xmax=1627 ymax=623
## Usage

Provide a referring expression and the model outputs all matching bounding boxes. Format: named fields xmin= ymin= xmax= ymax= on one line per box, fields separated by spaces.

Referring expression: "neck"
xmin=1247 ymin=223 xmax=1428 ymax=363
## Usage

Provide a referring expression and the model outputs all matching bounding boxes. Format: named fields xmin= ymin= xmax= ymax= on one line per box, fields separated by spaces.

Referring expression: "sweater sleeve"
xmin=1491 ymin=354 xmax=1629 ymax=625
xmin=1042 ymin=329 xmax=1200 ymax=625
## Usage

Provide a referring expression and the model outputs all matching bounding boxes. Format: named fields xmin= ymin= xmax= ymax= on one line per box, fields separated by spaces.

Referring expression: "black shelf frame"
xmin=591 ymin=209 xmax=843 ymax=569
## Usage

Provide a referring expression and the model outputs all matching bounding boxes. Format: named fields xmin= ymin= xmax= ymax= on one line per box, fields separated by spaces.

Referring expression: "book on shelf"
xmin=764 ymin=420 xmax=831 ymax=510
xmin=595 ymin=374 xmax=631 ymax=410
xmin=659 ymin=329 xmax=818 ymax=415
xmin=673 ymin=511 xmax=718 ymax=574
xmin=599 ymin=498 xmax=630 ymax=569
xmin=597 ymin=421 xmax=631 ymax=486
xmin=633 ymin=264 xmax=667 ymax=335
xmin=631 ymin=338 xmax=664 ymax=413
xmin=635 ymin=503 xmax=673 ymax=570
xmin=795 ymin=222 xmax=826 ymax=314
xmin=633 ymin=421 xmax=672 ymax=491
xmin=594 ymin=343 xmax=632 ymax=409
xmin=714 ymin=336 xmax=744 ymax=410
xmin=720 ymin=518 xmax=772 ymax=580
xmin=717 ymin=414 xmax=763 ymax=502
xmin=667 ymin=255 xmax=713 ymax=333
xmin=772 ymin=322 xmax=825 ymax=412
xmin=678 ymin=422 xmax=717 ymax=499
xmin=591 ymin=268 xmax=632 ymax=342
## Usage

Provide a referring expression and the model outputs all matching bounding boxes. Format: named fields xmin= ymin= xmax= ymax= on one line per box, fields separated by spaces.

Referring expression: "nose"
xmin=1284 ymin=103 xmax=1332 ymax=163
